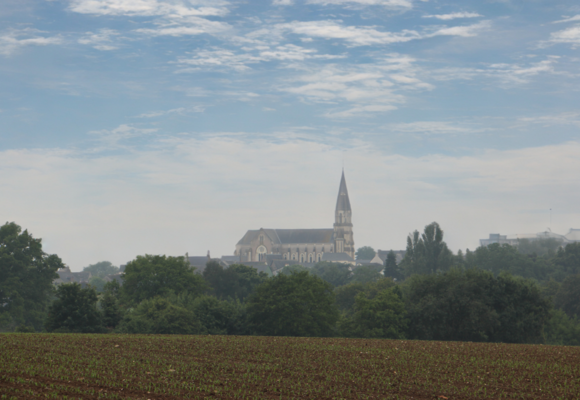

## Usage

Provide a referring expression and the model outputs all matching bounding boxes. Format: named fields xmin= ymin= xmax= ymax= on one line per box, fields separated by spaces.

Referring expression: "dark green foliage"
xmin=310 ymin=261 xmax=352 ymax=287
xmin=383 ymin=250 xmax=403 ymax=281
xmin=247 ymin=271 xmax=339 ymax=337
xmin=121 ymin=255 xmax=206 ymax=305
xmin=191 ymin=295 xmax=248 ymax=335
xmin=103 ymin=280 xmax=121 ymax=298
xmin=355 ymin=246 xmax=376 ymax=260
xmin=279 ymin=264 xmax=309 ymax=275
xmin=404 ymin=269 xmax=551 ymax=343
xmin=45 ymin=283 xmax=105 ymax=333
xmin=117 ymin=297 xmax=203 ymax=335
xmin=100 ymin=291 xmax=123 ymax=330
xmin=89 ymin=276 xmax=107 ymax=292
xmin=465 ymin=243 xmax=552 ymax=281
xmin=0 ymin=222 xmax=63 ymax=332
xmin=339 ymin=288 xmax=407 ymax=339
xmin=14 ymin=325 xmax=35 ymax=333
xmin=203 ymin=261 xmax=267 ymax=302
xmin=351 ymin=265 xmax=383 ymax=284
xmin=554 ymin=243 xmax=580 ymax=277
xmin=83 ymin=261 xmax=119 ymax=278
xmin=554 ymin=274 xmax=580 ymax=318
xmin=544 ymin=309 xmax=580 ymax=346
xmin=400 ymin=222 xmax=453 ymax=277
xmin=335 ymin=282 xmax=366 ymax=311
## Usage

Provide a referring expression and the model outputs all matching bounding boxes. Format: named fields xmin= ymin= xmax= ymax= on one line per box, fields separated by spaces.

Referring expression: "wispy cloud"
xmin=544 ymin=25 xmax=580 ymax=48
xmin=306 ymin=0 xmax=413 ymax=8
xmin=251 ymin=20 xmax=490 ymax=47
xmin=136 ymin=106 xmax=205 ymax=118
xmin=78 ymin=28 xmax=119 ymax=50
xmin=553 ymin=15 xmax=580 ymax=24
xmin=0 ymin=29 xmax=61 ymax=56
xmin=519 ymin=112 xmax=580 ymax=128
xmin=430 ymin=57 xmax=559 ymax=85
xmin=68 ymin=0 xmax=229 ymax=17
xmin=387 ymin=121 xmax=481 ymax=135
xmin=175 ymin=44 xmax=344 ymax=71
xmin=89 ymin=124 xmax=158 ymax=148
xmin=423 ymin=12 xmax=482 ymax=20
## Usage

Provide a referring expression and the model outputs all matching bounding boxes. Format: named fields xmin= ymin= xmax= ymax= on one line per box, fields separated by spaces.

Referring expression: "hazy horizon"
xmin=1 ymin=0 xmax=579 ymax=271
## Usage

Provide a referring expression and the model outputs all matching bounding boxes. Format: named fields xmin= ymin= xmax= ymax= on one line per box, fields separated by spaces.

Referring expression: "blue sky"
xmin=1 ymin=0 xmax=580 ymax=270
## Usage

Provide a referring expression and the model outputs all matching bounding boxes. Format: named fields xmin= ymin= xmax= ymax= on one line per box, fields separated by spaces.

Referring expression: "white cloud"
xmin=280 ymin=55 xmax=433 ymax=117
xmin=136 ymin=106 xmax=205 ymax=118
xmin=519 ymin=112 xmax=580 ymax=128
xmin=2 ymin=137 xmax=580 ymax=269
xmin=78 ymin=28 xmax=119 ymax=50
xmin=387 ymin=121 xmax=480 ymax=135
xmin=134 ymin=16 xmax=231 ymax=37
xmin=553 ymin=15 xmax=580 ymax=24
xmin=273 ymin=0 xmax=293 ymax=5
xmin=546 ymin=25 xmax=580 ymax=47
xmin=429 ymin=20 xmax=490 ymax=38
xmin=306 ymin=0 xmax=412 ymax=7
xmin=89 ymin=124 xmax=158 ymax=147
xmin=430 ymin=58 xmax=558 ymax=85
xmin=251 ymin=20 xmax=490 ymax=47
xmin=423 ymin=12 xmax=482 ymax=20
xmin=175 ymin=44 xmax=344 ymax=71
xmin=0 ymin=29 xmax=62 ymax=56
xmin=68 ymin=0 xmax=229 ymax=17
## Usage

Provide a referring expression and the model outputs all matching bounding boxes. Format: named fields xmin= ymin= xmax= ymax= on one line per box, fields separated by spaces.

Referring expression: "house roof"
xmin=237 ymin=228 xmax=334 ymax=245
xmin=321 ymin=252 xmax=354 ymax=262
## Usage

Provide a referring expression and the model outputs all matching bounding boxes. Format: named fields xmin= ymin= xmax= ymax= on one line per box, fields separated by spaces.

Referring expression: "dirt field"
xmin=1 ymin=333 xmax=579 ymax=399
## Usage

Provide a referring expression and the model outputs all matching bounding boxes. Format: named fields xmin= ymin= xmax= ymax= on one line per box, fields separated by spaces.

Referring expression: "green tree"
xmin=247 ymin=271 xmax=339 ymax=337
xmin=400 ymin=222 xmax=453 ymax=276
xmin=339 ymin=288 xmax=407 ymax=339
xmin=83 ymin=261 xmax=119 ymax=278
xmin=310 ymin=261 xmax=352 ymax=287
xmin=191 ymin=295 xmax=247 ymax=335
xmin=203 ymin=261 xmax=268 ymax=302
xmin=100 ymin=291 xmax=123 ymax=330
xmin=404 ymin=269 xmax=551 ymax=343
xmin=517 ymin=238 xmax=563 ymax=257
xmin=352 ymin=265 xmax=382 ymax=284
xmin=554 ymin=274 xmax=580 ymax=318
xmin=279 ymin=264 xmax=309 ymax=275
xmin=355 ymin=246 xmax=376 ymax=260
xmin=117 ymin=297 xmax=203 ymax=335
xmin=89 ymin=276 xmax=107 ymax=292
xmin=0 ymin=222 xmax=63 ymax=332
xmin=334 ymin=282 xmax=366 ymax=312
xmin=554 ymin=243 xmax=580 ymax=277
xmin=383 ymin=250 xmax=403 ymax=281
xmin=544 ymin=309 xmax=580 ymax=346
xmin=121 ymin=255 xmax=206 ymax=305
xmin=45 ymin=283 xmax=105 ymax=333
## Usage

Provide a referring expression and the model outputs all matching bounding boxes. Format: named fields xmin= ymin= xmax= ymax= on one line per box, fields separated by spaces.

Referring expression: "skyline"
xmin=1 ymin=0 xmax=579 ymax=271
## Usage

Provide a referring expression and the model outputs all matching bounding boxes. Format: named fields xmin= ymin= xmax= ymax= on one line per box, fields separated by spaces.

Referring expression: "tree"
xmin=45 ymin=283 xmax=105 ymax=333
xmin=0 ymin=222 xmax=63 ymax=332
xmin=203 ymin=261 xmax=268 ymax=302
xmin=310 ymin=262 xmax=352 ymax=287
xmin=279 ymin=264 xmax=309 ymax=275
xmin=355 ymin=246 xmax=376 ymax=260
xmin=384 ymin=250 xmax=403 ymax=281
xmin=339 ymin=288 xmax=407 ymax=339
xmin=517 ymin=238 xmax=563 ymax=257
xmin=117 ymin=297 xmax=203 ymax=335
xmin=544 ymin=309 xmax=580 ymax=346
xmin=554 ymin=243 xmax=580 ymax=277
xmin=404 ymin=269 xmax=551 ymax=343
xmin=351 ymin=265 xmax=382 ymax=284
xmin=191 ymin=295 xmax=248 ymax=335
xmin=83 ymin=261 xmax=119 ymax=278
xmin=247 ymin=271 xmax=339 ymax=337
xmin=400 ymin=222 xmax=453 ymax=276
xmin=89 ymin=276 xmax=107 ymax=292
xmin=121 ymin=255 xmax=206 ymax=305
xmin=100 ymin=291 xmax=123 ymax=330
xmin=554 ymin=274 xmax=580 ymax=318
xmin=334 ymin=282 xmax=366 ymax=312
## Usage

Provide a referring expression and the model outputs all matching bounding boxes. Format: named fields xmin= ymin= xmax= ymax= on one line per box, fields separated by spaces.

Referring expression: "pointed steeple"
xmin=333 ymin=170 xmax=354 ymax=259
xmin=335 ymin=169 xmax=351 ymax=214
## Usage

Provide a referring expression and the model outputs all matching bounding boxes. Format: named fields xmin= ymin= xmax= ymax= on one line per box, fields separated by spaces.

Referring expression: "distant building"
xmin=480 ymin=229 xmax=580 ymax=247
xmin=234 ymin=171 xmax=355 ymax=262
xmin=54 ymin=267 xmax=91 ymax=286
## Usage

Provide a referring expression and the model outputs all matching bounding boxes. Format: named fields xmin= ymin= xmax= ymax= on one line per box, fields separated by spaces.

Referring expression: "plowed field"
xmin=1 ymin=334 xmax=579 ymax=399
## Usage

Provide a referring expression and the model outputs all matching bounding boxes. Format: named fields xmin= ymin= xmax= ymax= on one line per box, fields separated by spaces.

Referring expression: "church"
xmin=234 ymin=171 xmax=355 ymax=263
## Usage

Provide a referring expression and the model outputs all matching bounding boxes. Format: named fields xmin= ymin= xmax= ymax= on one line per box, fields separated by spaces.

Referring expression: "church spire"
xmin=333 ymin=170 xmax=354 ymax=259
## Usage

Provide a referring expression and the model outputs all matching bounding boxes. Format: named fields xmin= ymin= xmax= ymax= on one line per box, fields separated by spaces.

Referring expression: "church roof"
xmin=237 ymin=228 xmax=334 ymax=245
xmin=335 ymin=170 xmax=351 ymax=213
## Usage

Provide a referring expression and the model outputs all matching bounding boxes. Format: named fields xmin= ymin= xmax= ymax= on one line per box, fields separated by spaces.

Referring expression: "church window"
xmin=257 ymin=245 xmax=267 ymax=261
xmin=316 ymin=253 xmax=322 ymax=262
xmin=259 ymin=235 xmax=264 ymax=244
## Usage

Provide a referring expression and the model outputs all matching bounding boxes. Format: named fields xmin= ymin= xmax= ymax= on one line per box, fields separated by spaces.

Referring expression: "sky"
xmin=1 ymin=0 xmax=580 ymax=271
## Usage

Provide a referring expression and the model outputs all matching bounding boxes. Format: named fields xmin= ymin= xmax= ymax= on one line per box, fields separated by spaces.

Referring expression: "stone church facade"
xmin=235 ymin=171 xmax=354 ymax=262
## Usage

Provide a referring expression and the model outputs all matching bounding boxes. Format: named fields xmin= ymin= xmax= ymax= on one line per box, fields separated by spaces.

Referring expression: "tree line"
xmin=1 ymin=221 xmax=579 ymax=345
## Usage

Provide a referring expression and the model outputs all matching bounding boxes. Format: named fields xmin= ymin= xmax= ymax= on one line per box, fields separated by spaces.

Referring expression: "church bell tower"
xmin=333 ymin=170 xmax=354 ymax=259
